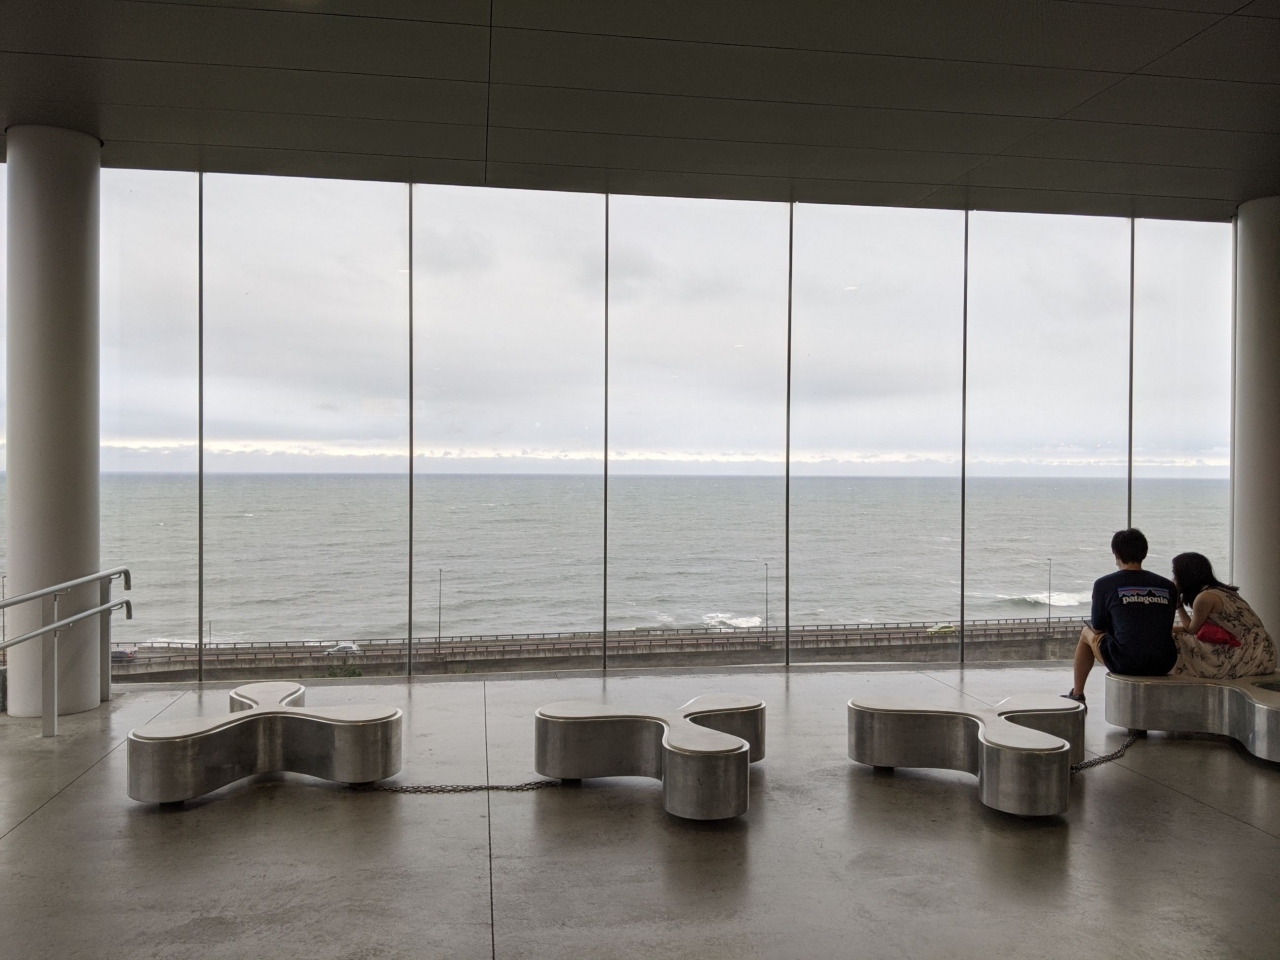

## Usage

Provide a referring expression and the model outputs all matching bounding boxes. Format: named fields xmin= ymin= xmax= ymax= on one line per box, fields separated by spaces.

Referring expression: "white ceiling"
xmin=1 ymin=0 xmax=1276 ymax=219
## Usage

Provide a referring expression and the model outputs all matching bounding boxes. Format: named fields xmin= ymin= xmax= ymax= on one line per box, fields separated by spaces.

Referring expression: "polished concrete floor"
xmin=1 ymin=663 xmax=1278 ymax=960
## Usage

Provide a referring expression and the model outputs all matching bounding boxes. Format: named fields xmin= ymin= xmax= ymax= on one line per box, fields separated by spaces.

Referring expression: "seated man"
xmin=1064 ymin=528 xmax=1177 ymax=705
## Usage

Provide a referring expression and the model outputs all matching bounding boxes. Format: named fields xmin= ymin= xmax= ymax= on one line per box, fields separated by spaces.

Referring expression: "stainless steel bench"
xmin=847 ymin=694 xmax=1085 ymax=816
xmin=127 ymin=681 xmax=403 ymax=803
xmin=1105 ymin=672 xmax=1280 ymax=761
xmin=534 ymin=694 xmax=766 ymax=820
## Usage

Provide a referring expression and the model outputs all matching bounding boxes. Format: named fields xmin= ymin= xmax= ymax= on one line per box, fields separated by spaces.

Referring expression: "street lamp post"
xmin=1047 ymin=558 xmax=1053 ymax=634
xmin=764 ymin=562 xmax=769 ymax=636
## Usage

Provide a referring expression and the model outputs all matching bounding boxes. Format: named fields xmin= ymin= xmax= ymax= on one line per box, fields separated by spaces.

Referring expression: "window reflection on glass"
xmin=790 ymin=204 xmax=964 ymax=657
xmin=100 ymin=170 xmax=200 ymax=667
xmin=966 ymin=212 xmax=1130 ymax=656
xmin=1131 ymin=219 xmax=1232 ymax=581
xmin=412 ymin=185 xmax=604 ymax=649
xmin=203 ymin=174 xmax=409 ymax=662
xmin=607 ymin=195 xmax=788 ymax=657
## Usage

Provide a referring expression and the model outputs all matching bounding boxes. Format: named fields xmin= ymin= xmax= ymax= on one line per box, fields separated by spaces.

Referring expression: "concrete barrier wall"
xmin=110 ymin=629 xmax=1080 ymax=683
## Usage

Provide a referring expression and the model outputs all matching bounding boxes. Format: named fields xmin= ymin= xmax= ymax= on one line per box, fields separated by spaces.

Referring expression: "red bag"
xmin=1197 ymin=623 xmax=1240 ymax=647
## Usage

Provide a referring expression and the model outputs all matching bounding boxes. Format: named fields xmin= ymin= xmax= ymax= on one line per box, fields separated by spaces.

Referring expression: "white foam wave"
xmin=702 ymin=613 xmax=762 ymax=628
xmin=1003 ymin=591 xmax=1092 ymax=608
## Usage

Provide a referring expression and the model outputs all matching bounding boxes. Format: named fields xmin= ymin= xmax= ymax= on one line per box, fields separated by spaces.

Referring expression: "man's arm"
xmin=1090 ymin=581 xmax=1108 ymax=635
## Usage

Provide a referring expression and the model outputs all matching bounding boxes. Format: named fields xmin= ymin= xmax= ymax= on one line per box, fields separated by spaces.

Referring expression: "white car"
xmin=324 ymin=642 xmax=363 ymax=656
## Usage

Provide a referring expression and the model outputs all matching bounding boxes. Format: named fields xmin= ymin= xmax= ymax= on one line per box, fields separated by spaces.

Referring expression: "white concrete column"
xmin=5 ymin=125 xmax=102 ymax=717
xmin=1233 ymin=196 xmax=1280 ymax=636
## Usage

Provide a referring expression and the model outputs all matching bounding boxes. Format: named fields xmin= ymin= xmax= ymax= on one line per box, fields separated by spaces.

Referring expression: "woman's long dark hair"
xmin=1171 ymin=552 xmax=1237 ymax=607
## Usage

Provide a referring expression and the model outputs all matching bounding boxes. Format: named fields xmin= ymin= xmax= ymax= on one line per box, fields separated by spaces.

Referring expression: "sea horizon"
xmin=1 ymin=474 xmax=1230 ymax=647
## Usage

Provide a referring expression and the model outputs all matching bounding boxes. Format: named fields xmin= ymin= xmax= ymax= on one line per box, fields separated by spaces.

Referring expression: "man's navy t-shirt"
xmin=1091 ymin=569 xmax=1178 ymax=676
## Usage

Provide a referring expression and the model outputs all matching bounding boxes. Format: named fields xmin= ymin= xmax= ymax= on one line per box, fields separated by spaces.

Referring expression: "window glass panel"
xmin=100 ymin=169 xmax=200 ymax=676
xmin=790 ymin=204 xmax=964 ymax=658
xmin=1132 ymin=219 xmax=1232 ymax=581
xmin=608 ymin=195 xmax=788 ymax=663
xmin=0 ymin=167 xmax=6 ymax=627
xmin=966 ymin=212 xmax=1131 ymax=659
xmin=204 ymin=175 xmax=409 ymax=671
xmin=412 ymin=185 xmax=604 ymax=664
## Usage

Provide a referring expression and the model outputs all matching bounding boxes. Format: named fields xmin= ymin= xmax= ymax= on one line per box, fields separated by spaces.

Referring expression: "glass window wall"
xmin=790 ymin=204 xmax=965 ymax=661
xmin=100 ymin=170 xmax=200 ymax=676
xmin=0 ymin=167 xmax=6 ymax=635
xmin=411 ymin=185 xmax=604 ymax=669
xmin=607 ymin=196 xmax=789 ymax=666
xmin=203 ymin=175 xmax=409 ymax=674
xmin=1131 ymin=219 xmax=1233 ymax=581
xmin=52 ymin=167 xmax=1240 ymax=680
xmin=965 ymin=212 xmax=1132 ymax=660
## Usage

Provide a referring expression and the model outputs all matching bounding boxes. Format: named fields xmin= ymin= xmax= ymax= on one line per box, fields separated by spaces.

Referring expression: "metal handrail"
xmin=0 ymin=599 xmax=133 ymax=652
xmin=0 ymin=567 xmax=133 ymax=737
xmin=0 ymin=566 xmax=130 ymax=611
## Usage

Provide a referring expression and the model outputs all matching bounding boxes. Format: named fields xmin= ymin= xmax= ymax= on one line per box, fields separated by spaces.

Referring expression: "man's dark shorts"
xmin=1098 ymin=633 xmax=1176 ymax=676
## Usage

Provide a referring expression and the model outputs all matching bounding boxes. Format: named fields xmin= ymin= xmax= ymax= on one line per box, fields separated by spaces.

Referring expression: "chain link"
xmin=1071 ymin=733 xmax=1140 ymax=773
xmin=351 ymin=779 xmax=562 ymax=794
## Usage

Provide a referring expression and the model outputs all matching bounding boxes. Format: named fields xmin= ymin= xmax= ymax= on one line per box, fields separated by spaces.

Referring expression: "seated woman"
xmin=1171 ymin=552 xmax=1277 ymax=679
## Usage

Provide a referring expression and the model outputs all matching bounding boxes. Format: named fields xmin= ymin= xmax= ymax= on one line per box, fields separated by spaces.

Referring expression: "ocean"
xmin=2 ymin=475 xmax=1231 ymax=647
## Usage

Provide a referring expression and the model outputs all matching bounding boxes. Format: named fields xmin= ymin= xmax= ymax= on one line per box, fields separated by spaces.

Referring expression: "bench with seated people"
xmin=1103 ymin=550 xmax=1280 ymax=760
xmin=1106 ymin=672 xmax=1280 ymax=760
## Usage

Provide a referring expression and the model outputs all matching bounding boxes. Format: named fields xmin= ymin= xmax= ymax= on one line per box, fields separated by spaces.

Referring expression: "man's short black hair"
xmin=1111 ymin=528 xmax=1148 ymax=564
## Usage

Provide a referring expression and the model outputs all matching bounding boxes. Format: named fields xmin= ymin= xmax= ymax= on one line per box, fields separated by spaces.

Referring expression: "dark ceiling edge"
xmin=0 ymin=131 xmax=1238 ymax=223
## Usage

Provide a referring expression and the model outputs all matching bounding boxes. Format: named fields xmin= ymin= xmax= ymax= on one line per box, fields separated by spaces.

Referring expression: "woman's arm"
xmin=1181 ymin=590 xmax=1223 ymax=636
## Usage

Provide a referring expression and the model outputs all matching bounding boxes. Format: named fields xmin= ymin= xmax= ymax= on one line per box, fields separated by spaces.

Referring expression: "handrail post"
xmin=42 ymin=593 xmax=58 ymax=738
xmin=99 ymin=577 xmax=112 ymax=703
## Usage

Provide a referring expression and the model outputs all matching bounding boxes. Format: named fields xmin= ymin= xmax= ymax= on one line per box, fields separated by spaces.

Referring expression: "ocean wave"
xmin=1002 ymin=591 xmax=1092 ymax=608
xmin=702 ymin=613 xmax=762 ymax=628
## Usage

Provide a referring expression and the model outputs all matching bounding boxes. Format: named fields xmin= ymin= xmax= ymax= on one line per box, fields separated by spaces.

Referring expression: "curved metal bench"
xmin=847 ymin=694 xmax=1085 ymax=816
xmin=1105 ymin=672 xmax=1280 ymax=761
xmin=128 ymin=681 xmax=402 ymax=803
xmin=534 ymin=694 xmax=766 ymax=820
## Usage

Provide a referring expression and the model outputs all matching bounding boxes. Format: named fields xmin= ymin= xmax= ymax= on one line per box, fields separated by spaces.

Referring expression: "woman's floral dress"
xmin=1172 ymin=588 xmax=1278 ymax=679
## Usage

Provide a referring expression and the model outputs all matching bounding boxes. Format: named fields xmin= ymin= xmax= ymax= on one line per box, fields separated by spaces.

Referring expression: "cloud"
xmin=12 ymin=170 xmax=1224 ymax=479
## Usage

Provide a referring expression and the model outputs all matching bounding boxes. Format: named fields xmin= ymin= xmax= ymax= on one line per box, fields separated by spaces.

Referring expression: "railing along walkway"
xmin=119 ymin=616 xmax=1084 ymax=670
xmin=0 ymin=567 xmax=132 ymax=736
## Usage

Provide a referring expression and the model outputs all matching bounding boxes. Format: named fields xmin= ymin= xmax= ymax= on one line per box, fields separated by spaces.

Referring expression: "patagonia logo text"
xmin=1117 ymin=586 xmax=1171 ymax=605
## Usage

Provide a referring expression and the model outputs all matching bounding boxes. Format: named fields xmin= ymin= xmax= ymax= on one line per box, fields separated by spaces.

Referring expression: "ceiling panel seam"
xmin=1131 ymin=69 xmax=1280 ymax=85
xmin=1051 ymin=0 xmax=1271 ymax=15
xmin=125 ymin=0 xmax=492 ymax=27
xmin=97 ymin=135 xmax=486 ymax=165
xmin=479 ymin=124 xmax=1274 ymax=174
xmin=482 ymin=83 xmax=1280 ymax=137
xmin=481 ymin=21 xmax=1225 ymax=74
xmin=0 ymin=47 xmax=491 ymax=87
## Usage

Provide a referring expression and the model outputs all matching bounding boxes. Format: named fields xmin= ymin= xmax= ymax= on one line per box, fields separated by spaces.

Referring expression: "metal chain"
xmin=351 ymin=779 xmax=562 ymax=794
xmin=356 ymin=740 xmax=1139 ymax=791
xmin=1071 ymin=734 xmax=1140 ymax=773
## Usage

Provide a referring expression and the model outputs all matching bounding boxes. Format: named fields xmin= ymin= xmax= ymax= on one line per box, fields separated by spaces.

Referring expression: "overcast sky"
xmin=0 ymin=167 xmax=1233 ymax=476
